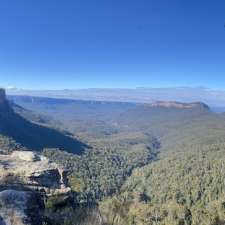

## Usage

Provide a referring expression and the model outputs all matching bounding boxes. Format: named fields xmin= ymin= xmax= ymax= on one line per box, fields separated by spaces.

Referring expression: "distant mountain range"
xmin=5 ymin=87 xmax=225 ymax=109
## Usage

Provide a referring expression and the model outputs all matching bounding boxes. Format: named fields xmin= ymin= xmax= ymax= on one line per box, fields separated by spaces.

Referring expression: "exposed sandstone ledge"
xmin=11 ymin=151 xmax=40 ymax=162
xmin=0 ymin=151 xmax=71 ymax=225
xmin=0 ymin=151 xmax=70 ymax=195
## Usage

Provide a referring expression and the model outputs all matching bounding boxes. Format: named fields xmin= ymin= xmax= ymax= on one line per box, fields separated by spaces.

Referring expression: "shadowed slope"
xmin=0 ymin=90 xmax=88 ymax=154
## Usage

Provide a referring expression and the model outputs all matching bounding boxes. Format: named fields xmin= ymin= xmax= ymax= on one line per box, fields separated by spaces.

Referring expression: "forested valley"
xmin=2 ymin=94 xmax=225 ymax=225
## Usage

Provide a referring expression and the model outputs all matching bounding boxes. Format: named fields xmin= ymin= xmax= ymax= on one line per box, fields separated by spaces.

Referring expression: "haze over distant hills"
xmin=5 ymin=87 xmax=225 ymax=109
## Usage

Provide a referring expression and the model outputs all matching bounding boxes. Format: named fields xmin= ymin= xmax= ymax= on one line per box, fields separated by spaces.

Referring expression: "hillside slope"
xmin=115 ymin=102 xmax=225 ymax=152
xmin=8 ymin=95 xmax=137 ymax=137
xmin=100 ymin=143 xmax=225 ymax=225
xmin=0 ymin=89 xmax=88 ymax=154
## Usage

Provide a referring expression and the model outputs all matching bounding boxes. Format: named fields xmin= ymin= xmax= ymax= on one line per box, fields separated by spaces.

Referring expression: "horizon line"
xmin=3 ymin=86 xmax=223 ymax=91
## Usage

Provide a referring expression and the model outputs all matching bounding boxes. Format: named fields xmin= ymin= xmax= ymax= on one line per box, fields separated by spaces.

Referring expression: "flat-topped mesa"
xmin=0 ymin=88 xmax=6 ymax=104
xmin=149 ymin=101 xmax=209 ymax=110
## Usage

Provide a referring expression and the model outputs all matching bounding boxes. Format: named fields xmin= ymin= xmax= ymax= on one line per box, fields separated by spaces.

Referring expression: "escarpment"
xmin=0 ymin=88 xmax=6 ymax=104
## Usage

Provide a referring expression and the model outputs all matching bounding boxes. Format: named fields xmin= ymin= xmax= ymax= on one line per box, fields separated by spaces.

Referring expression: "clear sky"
xmin=0 ymin=0 xmax=225 ymax=89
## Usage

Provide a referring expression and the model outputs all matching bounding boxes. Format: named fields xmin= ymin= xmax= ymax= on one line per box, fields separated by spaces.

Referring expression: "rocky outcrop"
xmin=11 ymin=151 xmax=40 ymax=162
xmin=0 ymin=151 xmax=70 ymax=195
xmin=0 ymin=151 xmax=70 ymax=225
xmin=0 ymin=89 xmax=11 ymax=114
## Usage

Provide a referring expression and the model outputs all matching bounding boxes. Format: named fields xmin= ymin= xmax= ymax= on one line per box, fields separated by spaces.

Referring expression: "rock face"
xmin=0 ymin=151 xmax=70 ymax=225
xmin=11 ymin=151 xmax=40 ymax=162
xmin=0 ymin=89 xmax=11 ymax=114
xmin=0 ymin=89 xmax=6 ymax=104
xmin=0 ymin=151 xmax=70 ymax=194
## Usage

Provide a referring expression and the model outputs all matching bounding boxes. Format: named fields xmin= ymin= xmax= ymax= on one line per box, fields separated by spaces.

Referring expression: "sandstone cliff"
xmin=0 ymin=151 xmax=70 ymax=195
xmin=0 ymin=151 xmax=70 ymax=225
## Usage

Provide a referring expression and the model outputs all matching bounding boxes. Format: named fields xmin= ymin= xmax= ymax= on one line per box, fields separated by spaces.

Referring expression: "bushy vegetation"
xmin=44 ymin=204 xmax=102 ymax=225
xmin=43 ymin=133 xmax=159 ymax=225
xmin=44 ymin=134 xmax=158 ymax=202
xmin=0 ymin=134 xmax=27 ymax=153
xmin=99 ymin=143 xmax=225 ymax=225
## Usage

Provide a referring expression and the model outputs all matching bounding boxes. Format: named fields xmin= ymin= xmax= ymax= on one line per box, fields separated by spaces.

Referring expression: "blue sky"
xmin=0 ymin=0 xmax=225 ymax=89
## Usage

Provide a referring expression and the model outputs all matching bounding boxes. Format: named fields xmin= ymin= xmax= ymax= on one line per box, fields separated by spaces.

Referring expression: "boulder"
xmin=0 ymin=151 xmax=70 ymax=194
xmin=0 ymin=151 xmax=71 ymax=225
xmin=11 ymin=151 xmax=40 ymax=162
